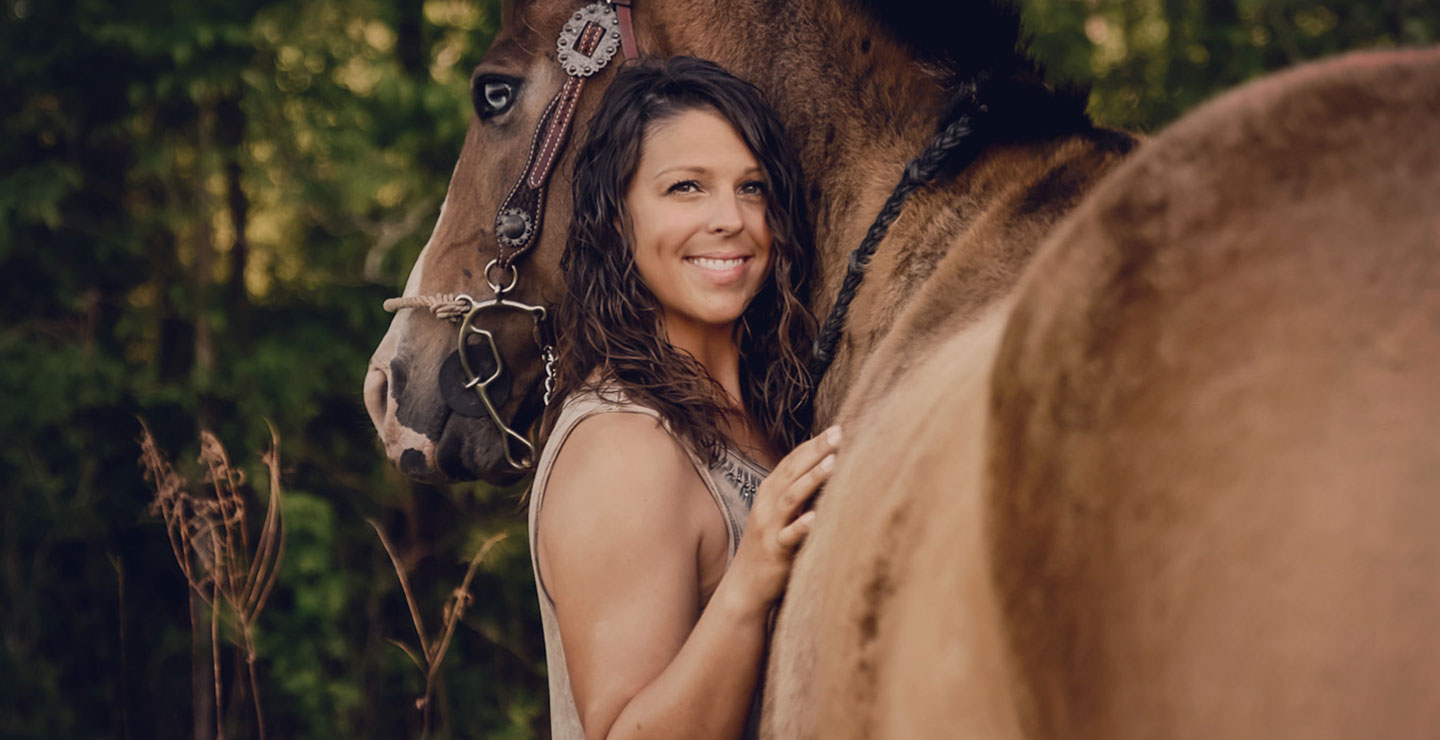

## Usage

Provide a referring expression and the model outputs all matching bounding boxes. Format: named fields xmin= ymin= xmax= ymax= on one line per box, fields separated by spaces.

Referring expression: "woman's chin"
xmin=685 ymin=290 xmax=764 ymax=325
xmin=696 ymin=303 xmax=754 ymax=329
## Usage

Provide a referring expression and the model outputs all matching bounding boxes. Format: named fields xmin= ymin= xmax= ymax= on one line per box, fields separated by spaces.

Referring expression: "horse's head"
xmin=364 ymin=0 xmax=636 ymax=484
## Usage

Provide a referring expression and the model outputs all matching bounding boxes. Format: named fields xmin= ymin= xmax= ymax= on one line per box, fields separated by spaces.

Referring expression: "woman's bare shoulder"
xmin=539 ymin=410 xmax=706 ymax=550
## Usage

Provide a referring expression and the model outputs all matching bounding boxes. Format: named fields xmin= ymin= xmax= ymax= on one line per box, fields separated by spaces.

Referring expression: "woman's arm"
xmin=538 ymin=413 xmax=840 ymax=740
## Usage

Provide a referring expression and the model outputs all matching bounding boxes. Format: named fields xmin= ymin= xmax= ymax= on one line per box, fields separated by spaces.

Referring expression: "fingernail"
xmin=820 ymin=454 xmax=836 ymax=472
xmin=826 ymin=426 xmax=842 ymax=445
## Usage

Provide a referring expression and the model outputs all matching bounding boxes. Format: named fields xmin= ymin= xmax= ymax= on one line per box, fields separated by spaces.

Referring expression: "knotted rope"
xmin=382 ymin=294 xmax=472 ymax=323
xmin=807 ymin=110 xmax=986 ymax=382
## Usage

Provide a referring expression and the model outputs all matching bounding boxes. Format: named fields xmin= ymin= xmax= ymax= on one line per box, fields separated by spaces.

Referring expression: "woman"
xmin=528 ymin=56 xmax=841 ymax=740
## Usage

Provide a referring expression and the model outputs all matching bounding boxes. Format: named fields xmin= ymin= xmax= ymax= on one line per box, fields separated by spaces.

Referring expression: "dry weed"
xmin=368 ymin=519 xmax=507 ymax=740
xmin=138 ymin=419 xmax=286 ymax=740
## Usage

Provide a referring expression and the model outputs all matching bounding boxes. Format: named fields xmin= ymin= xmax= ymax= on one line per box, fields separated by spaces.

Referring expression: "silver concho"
xmin=556 ymin=2 xmax=622 ymax=78
xmin=495 ymin=207 xmax=535 ymax=249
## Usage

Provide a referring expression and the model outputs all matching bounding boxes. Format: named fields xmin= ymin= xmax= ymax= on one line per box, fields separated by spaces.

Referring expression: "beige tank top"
xmin=527 ymin=388 xmax=770 ymax=740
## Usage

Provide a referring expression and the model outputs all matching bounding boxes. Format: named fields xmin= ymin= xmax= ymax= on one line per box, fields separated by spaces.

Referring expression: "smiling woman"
xmin=549 ymin=56 xmax=817 ymax=465
xmin=528 ymin=57 xmax=837 ymax=740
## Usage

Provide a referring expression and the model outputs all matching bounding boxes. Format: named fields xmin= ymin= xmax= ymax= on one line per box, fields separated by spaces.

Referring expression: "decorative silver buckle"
xmin=556 ymin=2 xmax=622 ymax=78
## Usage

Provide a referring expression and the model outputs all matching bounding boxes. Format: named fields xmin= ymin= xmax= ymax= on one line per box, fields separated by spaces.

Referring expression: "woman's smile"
xmin=683 ymin=254 xmax=755 ymax=283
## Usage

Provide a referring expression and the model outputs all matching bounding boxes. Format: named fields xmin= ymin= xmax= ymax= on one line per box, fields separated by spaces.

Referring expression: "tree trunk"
xmin=217 ymin=93 xmax=251 ymax=344
xmin=152 ymin=225 xmax=195 ymax=384
xmin=194 ymin=100 xmax=217 ymax=430
xmin=396 ymin=0 xmax=427 ymax=80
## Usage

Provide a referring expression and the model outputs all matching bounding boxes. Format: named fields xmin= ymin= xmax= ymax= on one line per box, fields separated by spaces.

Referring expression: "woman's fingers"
xmin=775 ymin=511 xmax=816 ymax=550
xmin=732 ymin=429 xmax=840 ymax=606
xmin=776 ymin=453 xmax=835 ymax=520
xmin=771 ymin=426 xmax=841 ymax=487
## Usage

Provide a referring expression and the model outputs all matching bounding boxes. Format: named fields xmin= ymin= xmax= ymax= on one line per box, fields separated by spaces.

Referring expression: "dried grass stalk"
xmin=139 ymin=418 xmax=286 ymax=740
xmin=369 ymin=519 xmax=507 ymax=740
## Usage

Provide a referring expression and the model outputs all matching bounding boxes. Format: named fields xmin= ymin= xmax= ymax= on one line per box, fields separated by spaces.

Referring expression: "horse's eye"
xmin=473 ymin=76 xmax=519 ymax=120
xmin=484 ymin=82 xmax=512 ymax=110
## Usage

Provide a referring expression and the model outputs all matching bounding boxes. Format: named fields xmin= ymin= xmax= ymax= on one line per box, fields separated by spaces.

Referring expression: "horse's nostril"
xmin=399 ymin=449 xmax=429 ymax=478
xmin=363 ymin=366 xmax=390 ymax=431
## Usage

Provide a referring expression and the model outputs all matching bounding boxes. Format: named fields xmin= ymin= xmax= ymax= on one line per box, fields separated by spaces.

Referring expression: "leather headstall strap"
xmin=610 ymin=0 xmax=639 ymax=62
xmin=492 ymin=2 xmax=640 ymax=269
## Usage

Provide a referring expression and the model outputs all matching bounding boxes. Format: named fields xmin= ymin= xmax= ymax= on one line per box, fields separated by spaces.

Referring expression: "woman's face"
xmin=623 ymin=107 xmax=773 ymax=339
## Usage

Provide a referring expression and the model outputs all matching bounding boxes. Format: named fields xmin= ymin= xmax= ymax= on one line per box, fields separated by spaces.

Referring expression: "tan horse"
xmin=361 ymin=0 xmax=1440 ymax=735
xmin=773 ymin=46 xmax=1440 ymax=739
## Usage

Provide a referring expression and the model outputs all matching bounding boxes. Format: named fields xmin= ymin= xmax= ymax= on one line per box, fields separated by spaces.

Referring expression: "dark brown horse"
xmin=363 ymin=0 xmax=1440 ymax=735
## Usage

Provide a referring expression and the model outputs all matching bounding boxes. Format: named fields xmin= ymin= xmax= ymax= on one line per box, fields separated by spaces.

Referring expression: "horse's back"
xmin=990 ymin=47 xmax=1440 ymax=738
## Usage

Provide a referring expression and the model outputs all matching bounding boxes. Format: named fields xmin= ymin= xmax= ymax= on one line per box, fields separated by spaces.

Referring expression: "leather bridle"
xmin=384 ymin=1 xmax=640 ymax=471
xmin=385 ymin=0 xmax=980 ymax=473
xmin=492 ymin=1 xmax=637 ymax=264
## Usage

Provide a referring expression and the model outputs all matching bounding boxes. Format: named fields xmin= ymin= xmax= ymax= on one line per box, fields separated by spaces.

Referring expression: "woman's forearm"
xmin=599 ymin=577 xmax=769 ymax=740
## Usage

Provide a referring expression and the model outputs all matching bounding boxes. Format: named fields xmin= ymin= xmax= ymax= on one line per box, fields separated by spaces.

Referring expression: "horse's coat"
xmin=363 ymin=1 xmax=1440 ymax=735
xmin=985 ymin=47 xmax=1440 ymax=738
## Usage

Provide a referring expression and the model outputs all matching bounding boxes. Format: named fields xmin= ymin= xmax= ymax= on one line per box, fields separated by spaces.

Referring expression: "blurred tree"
xmin=0 ymin=0 xmax=538 ymax=738
xmin=1023 ymin=0 xmax=1440 ymax=130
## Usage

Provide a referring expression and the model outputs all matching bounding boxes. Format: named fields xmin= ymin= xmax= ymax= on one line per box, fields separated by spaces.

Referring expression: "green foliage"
xmin=1023 ymin=0 xmax=1440 ymax=130
xmin=1 ymin=0 xmax=1433 ymax=737
xmin=2 ymin=0 xmax=529 ymax=737
xmin=258 ymin=492 xmax=365 ymax=736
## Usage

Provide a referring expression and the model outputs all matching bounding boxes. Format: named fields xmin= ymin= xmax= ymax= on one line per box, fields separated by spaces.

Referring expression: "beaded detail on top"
xmin=718 ymin=453 xmax=767 ymax=508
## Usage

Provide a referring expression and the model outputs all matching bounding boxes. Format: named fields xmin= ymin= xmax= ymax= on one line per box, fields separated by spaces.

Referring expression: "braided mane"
xmin=809 ymin=1 xmax=1120 ymax=381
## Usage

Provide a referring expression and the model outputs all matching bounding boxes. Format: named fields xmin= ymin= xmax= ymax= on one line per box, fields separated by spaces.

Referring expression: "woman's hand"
xmin=723 ymin=425 xmax=842 ymax=615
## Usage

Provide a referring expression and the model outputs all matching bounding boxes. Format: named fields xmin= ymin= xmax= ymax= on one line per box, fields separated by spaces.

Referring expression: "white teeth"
xmin=688 ymin=257 xmax=745 ymax=271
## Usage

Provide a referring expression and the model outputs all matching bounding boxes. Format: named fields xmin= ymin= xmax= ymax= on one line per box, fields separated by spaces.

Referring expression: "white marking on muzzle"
xmin=369 ymin=194 xmax=452 ymax=466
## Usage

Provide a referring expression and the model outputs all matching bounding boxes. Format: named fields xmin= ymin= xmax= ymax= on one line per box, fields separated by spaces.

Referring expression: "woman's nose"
xmin=708 ymin=192 xmax=744 ymax=235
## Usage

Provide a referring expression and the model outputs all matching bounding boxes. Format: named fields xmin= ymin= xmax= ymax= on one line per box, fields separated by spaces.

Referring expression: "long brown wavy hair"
xmin=545 ymin=56 xmax=817 ymax=464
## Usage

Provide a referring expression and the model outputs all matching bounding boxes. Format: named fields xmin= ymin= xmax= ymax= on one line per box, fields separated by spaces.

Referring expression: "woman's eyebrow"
xmin=655 ymin=165 xmax=710 ymax=177
xmin=653 ymin=165 xmax=764 ymax=177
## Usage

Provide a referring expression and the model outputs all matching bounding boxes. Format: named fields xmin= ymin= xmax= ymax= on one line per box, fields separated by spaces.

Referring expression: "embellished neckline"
xmin=725 ymin=444 xmax=773 ymax=477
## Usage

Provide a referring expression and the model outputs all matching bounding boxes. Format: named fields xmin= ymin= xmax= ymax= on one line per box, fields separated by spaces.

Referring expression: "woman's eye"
xmin=739 ymin=180 xmax=767 ymax=196
xmin=667 ymin=180 xmax=700 ymax=194
xmin=473 ymin=76 xmax=519 ymax=119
